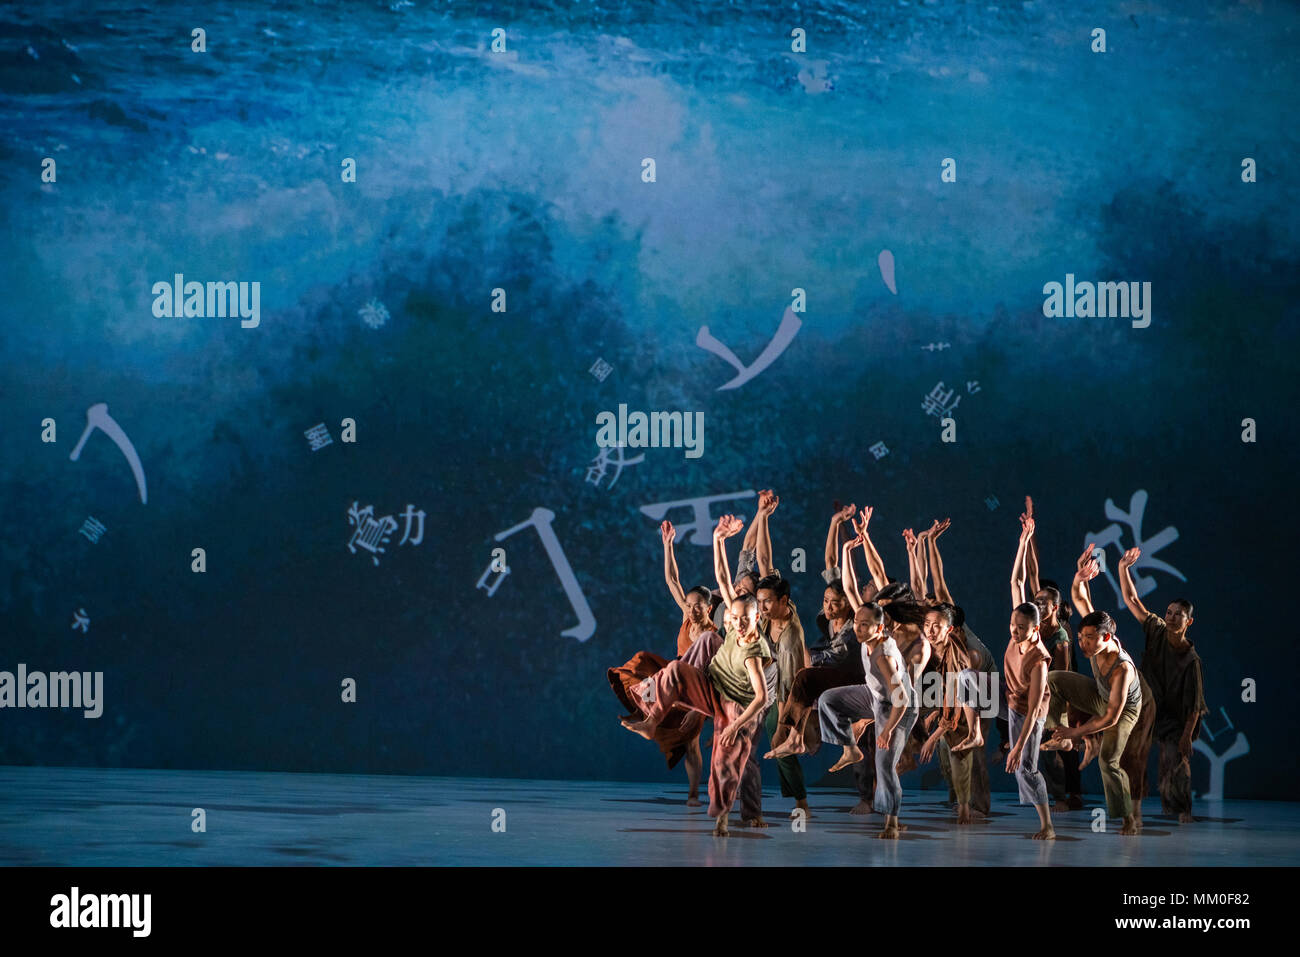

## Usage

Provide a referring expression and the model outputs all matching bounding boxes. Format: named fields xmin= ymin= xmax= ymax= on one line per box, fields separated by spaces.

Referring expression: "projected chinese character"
xmin=347 ymin=502 xmax=399 ymax=566
xmin=585 ymin=445 xmax=644 ymax=489
xmin=304 ymin=423 xmax=333 ymax=451
xmin=921 ymin=382 xmax=960 ymax=418
xmin=1084 ymin=489 xmax=1185 ymax=602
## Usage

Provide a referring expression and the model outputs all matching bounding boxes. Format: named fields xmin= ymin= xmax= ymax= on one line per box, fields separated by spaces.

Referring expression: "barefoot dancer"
xmin=1117 ymin=547 xmax=1208 ymax=824
xmin=765 ymin=505 xmax=871 ymax=758
xmin=1021 ymin=497 xmax=1084 ymax=810
xmin=746 ymin=490 xmax=813 ymax=820
xmin=915 ymin=604 xmax=997 ymax=824
xmin=714 ymin=514 xmax=780 ymax=828
xmin=658 ymin=519 xmax=717 ymax=805
xmin=1005 ymin=516 xmax=1056 ymax=839
xmin=1042 ymin=547 xmax=1144 ymax=834
xmin=817 ymin=602 xmax=919 ymax=838
xmin=621 ymin=593 xmax=773 ymax=837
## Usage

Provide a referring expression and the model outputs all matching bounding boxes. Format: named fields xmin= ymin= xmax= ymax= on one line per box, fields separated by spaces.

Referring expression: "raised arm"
xmin=1023 ymin=496 xmax=1042 ymax=598
xmin=902 ymin=528 xmax=924 ymax=597
xmin=1116 ymin=547 xmax=1151 ymax=623
xmin=915 ymin=527 xmax=932 ymax=598
xmin=661 ymin=521 xmax=689 ymax=613
xmin=926 ymin=518 xmax=954 ymax=605
xmin=841 ymin=535 xmax=864 ymax=612
xmin=825 ymin=504 xmax=855 ymax=573
xmin=1010 ymin=516 xmax=1035 ymax=608
xmin=1070 ymin=542 xmax=1099 ymax=619
xmin=755 ymin=489 xmax=779 ymax=577
xmin=713 ymin=515 xmax=744 ymax=606
xmin=855 ymin=508 xmax=888 ymax=591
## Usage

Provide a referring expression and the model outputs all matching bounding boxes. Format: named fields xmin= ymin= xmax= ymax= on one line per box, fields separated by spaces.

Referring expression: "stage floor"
xmin=1 ymin=765 xmax=1294 ymax=866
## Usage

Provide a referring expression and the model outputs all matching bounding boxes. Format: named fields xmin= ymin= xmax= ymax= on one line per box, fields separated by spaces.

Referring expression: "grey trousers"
xmin=818 ymin=685 xmax=875 ymax=747
xmin=1008 ymin=708 xmax=1050 ymax=807
xmin=874 ymin=706 xmax=918 ymax=816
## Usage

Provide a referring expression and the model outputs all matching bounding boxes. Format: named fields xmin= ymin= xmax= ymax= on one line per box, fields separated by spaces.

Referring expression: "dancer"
xmin=915 ymin=604 xmax=997 ymax=824
xmin=606 ymin=519 xmax=718 ymax=804
xmin=1042 ymin=547 xmax=1144 ymax=835
xmin=1117 ymin=547 xmax=1208 ymax=823
xmin=817 ymin=602 xmax=919 ymax=838
xmin=659 ymin=519 xmax=717 ymax=805
xmin=1006 ymin=516 xmax=1055 ymax=839
xmin=714 ymin=513 xmax=784 ymax=827
xmin=621 ymin=593 xmax=773 ymax=836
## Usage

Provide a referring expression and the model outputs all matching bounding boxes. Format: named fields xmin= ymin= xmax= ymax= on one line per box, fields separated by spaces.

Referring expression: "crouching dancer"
xmin=1042 ymin=605 xmax=1144 ymax=835
xmin=817 ymin=602 xmax=919 ymax=839
xmin=622 ymin=594 xmax=773 ymax=836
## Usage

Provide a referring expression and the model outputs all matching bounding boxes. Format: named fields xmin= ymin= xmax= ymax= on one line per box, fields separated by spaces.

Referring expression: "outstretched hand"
xmin=1118 ymin=547 xmax=1141 ymax=570
xmin=902 ymin=528 xmax=917 ymax=547
xmin=929 ymin=518 xmax=951 ymax=540
xmin=1075 ymin=558 xmax=1101 ymax=584
xmin=715 ymin=514 xmax=744 ymax=539
xmin=1019 ymin=516 xmax=1036 ymax=541
xmin=834 ymin=503 xmax=857 ymax=524
xmin=660 ymin=520 xmax=676 ymax=545
xmin=1076 ymin=542 xmax=1098 ymax=573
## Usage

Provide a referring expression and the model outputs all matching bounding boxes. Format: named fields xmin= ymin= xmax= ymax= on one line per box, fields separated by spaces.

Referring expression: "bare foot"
xmin=742 ymin=817 xmax=770 ymax=829
xmin=1079 ymin=735 xmax=1100 ymax=770
xmin=957 ymin=806 xmax=972 ymax=825
xmin=1041 ymin=737 xmax=1073 ymax=752
xmin=1178 ymin=812 xmax=1195 ymax=824
xmin=620 ymin=717 xmax=654 ymax=740
xmin=849 ymin=800 xmax=873 ymax=815
xmin=792 ymin=802 xmax=812 ymax=819
xmin=686 ymin=793 xmax=701 ymax=807
xmin=1032 ymin=827 xmax=1056 ymax=840
xmin=952 ymin=733 xmax=983 ymax=753
xmin=1051 ymin=800 xmax=1071 ymax=813
xmin=878 ymin=825 xmax=900 ymax=839
xmin=764 ymin=741 xmax=800 ymax=760
xmin=828 ymin=744 xmax=865 ymax=772
xmin=714 ymin=817 xmax=729 ymax=837
xmin=1120 ymin=817 xmax=1139 ymax=835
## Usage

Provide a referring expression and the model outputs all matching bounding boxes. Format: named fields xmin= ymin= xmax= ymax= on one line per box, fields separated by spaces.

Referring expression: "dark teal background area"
xmin=1 ymin=0 xmax=1296 ymax=798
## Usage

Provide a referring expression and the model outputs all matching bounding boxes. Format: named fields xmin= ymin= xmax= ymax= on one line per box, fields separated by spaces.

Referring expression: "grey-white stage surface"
xmin=1 ymin=766 xmax=1293 ymax=866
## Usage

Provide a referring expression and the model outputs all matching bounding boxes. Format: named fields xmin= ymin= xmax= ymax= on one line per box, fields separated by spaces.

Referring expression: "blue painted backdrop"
xmin=1 ymin=0 xmax=1296 ymax=799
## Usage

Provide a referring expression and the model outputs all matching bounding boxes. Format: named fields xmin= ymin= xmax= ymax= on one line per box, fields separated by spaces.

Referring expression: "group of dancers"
xmin=609 ymin=492 xmax=1209 ymax=838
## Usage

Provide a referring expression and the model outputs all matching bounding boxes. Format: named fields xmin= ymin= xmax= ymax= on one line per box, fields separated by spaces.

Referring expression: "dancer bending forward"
xmin=622 ymin=594 xmax=773 ymax=837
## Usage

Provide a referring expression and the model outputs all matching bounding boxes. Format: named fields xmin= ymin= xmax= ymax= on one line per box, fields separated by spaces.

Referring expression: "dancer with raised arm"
xmin=1042 ymin=546 xmax=1144 ymax=835
xmin=816 ymin=602 xmax=919 ymax=838
xmin=621 ymin=592 xmax=773 ymax=837
xmin=1005 ymin=516 xmax=1055 ymax=839
xmin=1117 ymin=547 xmax=1208 ymax=824
xmin=659 ymin=519 xmax=717 ymax=805
xmin=714 ymin=513 xmax=779 ymax=828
